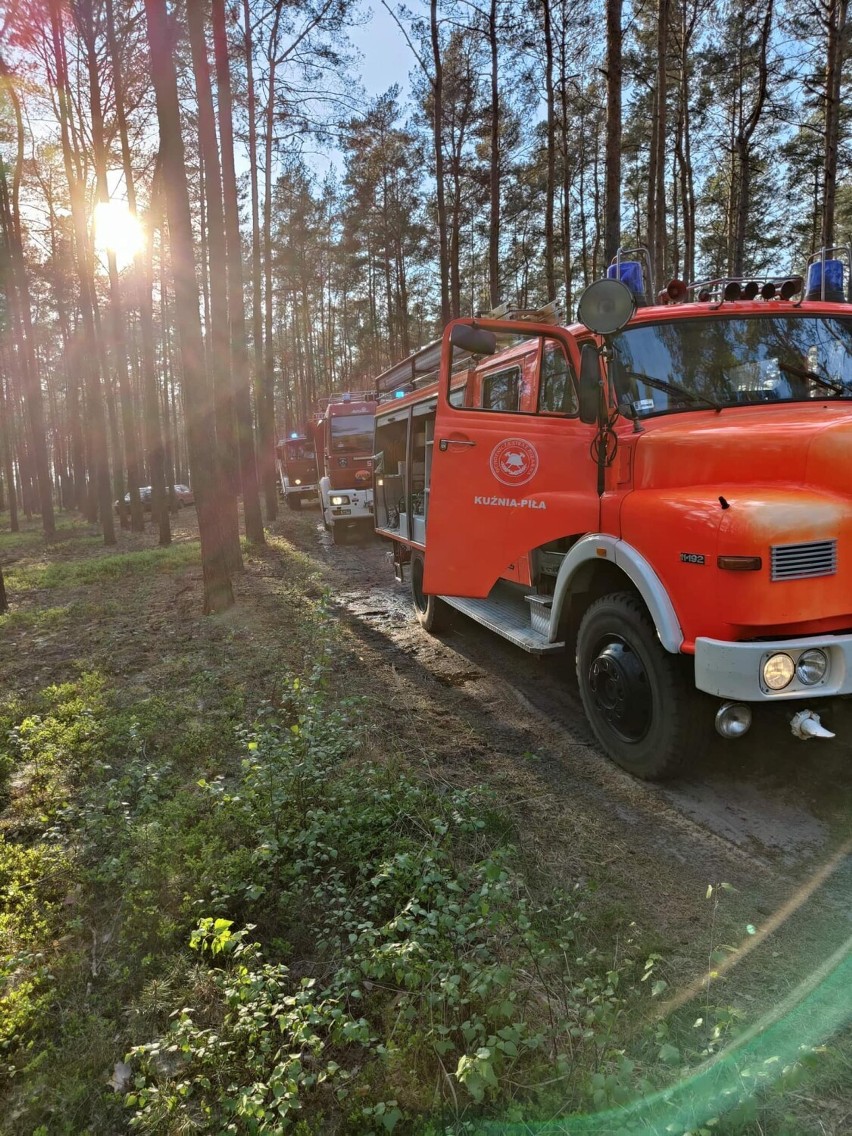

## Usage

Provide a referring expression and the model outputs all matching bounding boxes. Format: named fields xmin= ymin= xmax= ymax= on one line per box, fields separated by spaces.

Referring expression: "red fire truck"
xmin=275 ymin=429 xmax=320 ymax=510
xmin=317 ymin=391 xmax=377 ymax=543
xmin=374 ymin=248 xmax=852 ymax=778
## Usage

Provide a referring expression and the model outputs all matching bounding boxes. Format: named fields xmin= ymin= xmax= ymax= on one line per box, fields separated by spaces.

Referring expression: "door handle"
xmin=439 ymin=438 xmax=476 ymax=451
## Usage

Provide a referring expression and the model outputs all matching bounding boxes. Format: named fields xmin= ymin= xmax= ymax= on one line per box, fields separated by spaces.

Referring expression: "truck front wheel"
xmin=576 ymin=592 xmax=705 ymax=779
xmin=411 ymin=553 xmax=446 ymax=632
xmin=286 ymin=494 xmax=301 ymax=511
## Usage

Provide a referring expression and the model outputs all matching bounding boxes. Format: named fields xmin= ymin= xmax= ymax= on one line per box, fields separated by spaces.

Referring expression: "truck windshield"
xmin=610 ymin=314 xmax=852 ymax=416
xmin=330 ymin=413 xmax=374 ymax=452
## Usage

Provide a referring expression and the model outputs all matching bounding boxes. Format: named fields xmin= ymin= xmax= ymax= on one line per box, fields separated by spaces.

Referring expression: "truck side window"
xmin=481 ymin=366 xmax=521 ymax=411
xmin=539 ymin=344 xmax=578 ymax=416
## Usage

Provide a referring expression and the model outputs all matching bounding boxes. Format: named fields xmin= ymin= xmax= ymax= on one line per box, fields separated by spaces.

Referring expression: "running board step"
xmin=441 ymin=582 xmax=564 ymax=655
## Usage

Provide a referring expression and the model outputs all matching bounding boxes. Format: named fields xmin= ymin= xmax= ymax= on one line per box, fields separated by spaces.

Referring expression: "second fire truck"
xmin=276 ymin=429 xmax=320 ymax=510
xmin=316 ymin=391 xmax=377 ymax=543
xmin=373 ymin=248 xmax=852 ymax=779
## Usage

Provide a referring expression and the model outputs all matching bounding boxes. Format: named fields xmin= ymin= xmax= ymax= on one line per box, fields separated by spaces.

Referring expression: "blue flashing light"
xmin=607 ymin=260 xmax=645 ymax=300
xmin=394 ymin=389 xmax=405 ymax=398
xmin=290 ymin=431 xmax=299 ymax=438
xmin=806 ymin=259 xmax=845 ymax=302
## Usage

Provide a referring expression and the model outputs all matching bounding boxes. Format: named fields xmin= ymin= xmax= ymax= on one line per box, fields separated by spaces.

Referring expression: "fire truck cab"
xmin=374 ymin=249 xmax=852 ymax=779
xmin=276 ymin=431 xmax=319 ymax=510
xmin=317 ymin=392 xmax=377 ymax=543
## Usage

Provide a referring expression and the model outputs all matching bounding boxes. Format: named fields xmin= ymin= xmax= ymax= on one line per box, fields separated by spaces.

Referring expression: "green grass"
xmin=0 ymin=515 xmax=847 ymax=1136
xmin=5 ymin=541 xmax=200 ymax=592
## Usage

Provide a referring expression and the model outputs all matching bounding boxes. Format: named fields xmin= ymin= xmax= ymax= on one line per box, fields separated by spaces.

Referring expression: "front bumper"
xmin=323 ymin=488 xmax=374 ymax=525
xmin=694 ymin=633 xmax=852 ymax=701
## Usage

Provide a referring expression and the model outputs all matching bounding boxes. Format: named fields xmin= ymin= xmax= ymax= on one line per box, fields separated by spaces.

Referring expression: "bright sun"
xmin=94 ymin=200 xmax=145 ymax=269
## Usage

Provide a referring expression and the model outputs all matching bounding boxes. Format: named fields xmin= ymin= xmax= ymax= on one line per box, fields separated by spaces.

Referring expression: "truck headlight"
xmin=763 ymin=653 xmax=795 ymax=690
xmin=294 ymin=479 xmax=302 ymax=485
xmin=330 ymin=495 xmax=350 ymax=506
xmin=795 ymin=649 xmax=828 ymax=685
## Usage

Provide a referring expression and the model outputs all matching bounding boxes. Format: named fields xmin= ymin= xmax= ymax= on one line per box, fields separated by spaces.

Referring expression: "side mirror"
xmin=579 ymin=343 xmax=601 ymax=424
xmin=450 ymin=323 xmax=498 ymax=356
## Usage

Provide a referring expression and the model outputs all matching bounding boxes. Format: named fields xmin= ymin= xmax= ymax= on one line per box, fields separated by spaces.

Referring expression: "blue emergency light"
xmin=290 ymin=432 xmax=298 ymax=438
xmin=394 ymin=389 xmax=405 ymax=398
xmin=806 ymin=259 xmax=845 ymax=302
xmin=607 ymin=260 xmax=646 ymax=305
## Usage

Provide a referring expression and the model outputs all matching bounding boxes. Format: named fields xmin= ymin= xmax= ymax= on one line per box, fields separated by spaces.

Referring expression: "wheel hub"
xmin=588 ymin=640 xmax=651 ymax=742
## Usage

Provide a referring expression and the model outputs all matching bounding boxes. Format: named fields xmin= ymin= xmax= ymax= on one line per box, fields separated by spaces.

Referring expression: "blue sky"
xmin=348 ymin=3 xmax=416 ymax=99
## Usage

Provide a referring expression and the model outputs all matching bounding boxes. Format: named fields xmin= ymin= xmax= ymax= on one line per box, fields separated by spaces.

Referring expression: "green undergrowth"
xmin=0 ymin=521 xmax=847 ymax=1134
xmin=5 ymin=541 xmax=200 ymax=593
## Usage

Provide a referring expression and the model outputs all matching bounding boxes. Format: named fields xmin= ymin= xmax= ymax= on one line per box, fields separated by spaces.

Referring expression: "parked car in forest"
xmin=114 ymin=485 xmax=194 ymax=512
xmin=171 ymin=484 xmax=194 ymax=506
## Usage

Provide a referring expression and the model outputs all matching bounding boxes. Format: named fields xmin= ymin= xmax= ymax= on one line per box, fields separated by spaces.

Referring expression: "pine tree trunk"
xmin=143 ymin=0 xmax=234 ymax=613
xmin=48 ymin=0 xmax=114 ymax=544
xmin=79 ymin=1 xmax=144 ymax=532
xmin=0 ymin=364 xmax=18 ymax=532
xmin=431 ymin=0 xmax=451 ymax=326
xmin=653 ymin=0 xmax=669 ymax=290
xmin=822 ymin=0 xmax=848 ymax=247
xmin=489 ymin=0 xmax=501 ymax=307
xmin=0 ymin=74 xmax=56 ymax=539
xmin=212 ymin=0 xmax=267 ymax=539
xmin=604 ymin=0 xmax=622 ymax=265
xmin=257 ymin=1 xmax=281 ymax=523
xmin=187 ymin=0 xmax=243 ymax=569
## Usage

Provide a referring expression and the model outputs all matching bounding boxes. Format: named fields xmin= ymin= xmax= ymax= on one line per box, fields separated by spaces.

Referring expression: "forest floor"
xmin=0 ymin=503 xmax=849 ymax=1135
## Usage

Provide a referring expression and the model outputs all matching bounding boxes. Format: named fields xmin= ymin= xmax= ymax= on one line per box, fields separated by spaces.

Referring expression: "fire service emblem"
xmin=489 ymin=438 xmax=540 ymax=487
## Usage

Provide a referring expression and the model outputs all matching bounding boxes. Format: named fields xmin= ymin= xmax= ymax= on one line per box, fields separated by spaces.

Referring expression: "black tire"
xmin=576 ymin=592 xmax=706 ymax=779
xmin=286 ymin=495 xmax=301 ymax=511
xmin=411 ymin=552 xmax=446 ymax=632
xmin=331 ymin=523 xmax=347 ymax=545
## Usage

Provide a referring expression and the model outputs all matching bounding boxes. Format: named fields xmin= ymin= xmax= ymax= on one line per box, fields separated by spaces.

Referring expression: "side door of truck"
xmin=424 ymin=319 xmax=601 ymax=598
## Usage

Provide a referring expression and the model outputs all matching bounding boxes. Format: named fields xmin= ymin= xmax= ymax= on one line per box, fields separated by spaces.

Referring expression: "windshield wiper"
xmin=624 ymin=370 xmax=722 ymax=411
xmin=777 ymin=362 xmax=847 ymax=396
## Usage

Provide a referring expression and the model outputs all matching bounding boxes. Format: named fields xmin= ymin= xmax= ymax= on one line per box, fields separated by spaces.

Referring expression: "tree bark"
xmin=212 ymin=0 xmax=266 ymax=541
xmin=256 ymin=0 xmax=282 ymax=525
xmin=733 ymin=0 xmax=772 ymax=276
xmin=78 ymin=0 xmax=144 ymax=532
xmin=604 ymin=0 xmax=623 ymax=266
xmin=488 ymin=0 xmax=501 ymax=307
xmin=0 ymin=64 xmax=56 ymax=539
xmin=242 ymin=0 xmax=265 ymax=456
xmin=187 ymin=0 xmax=243 ymax=568
xmin=821 ymin=0 xmax=848 ymax=247
xmin=48 ymin=2 xmax=114 ymax=543
xmin=653 ymin=0 xmax=669 ymax=290
xmin=431 ymin=0 xmax=451 ymax=326
xmin=143 ymin=0 xmax=234 ymax=613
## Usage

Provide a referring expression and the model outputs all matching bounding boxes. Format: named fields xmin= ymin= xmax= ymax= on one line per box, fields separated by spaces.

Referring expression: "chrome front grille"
xmin=770 ymin=540 xmax=837 ymax=581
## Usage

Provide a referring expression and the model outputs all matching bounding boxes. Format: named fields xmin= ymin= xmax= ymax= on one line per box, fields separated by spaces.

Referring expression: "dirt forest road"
xmin=277 ymin=506 xmax=851 ymax=1035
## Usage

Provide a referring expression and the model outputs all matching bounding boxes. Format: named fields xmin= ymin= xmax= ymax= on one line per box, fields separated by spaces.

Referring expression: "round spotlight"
xmin=715 ymin=702 xmax=753 ymax=739
xmin=780 ymin=276 xmax=804 ymax=300
xmin=796 ymin=649 xmax=828 ymax=686
xmin=761 ymin=282 xmax=777 ymax=300
xmin=698 ymin=289 xmax=712 ymax=302
xmin=724 ymin=280 xmax=742 ymax=301
xmin=763 ymin=652 xmax=795 ymax=691
xmin=743 ymin=281 xmax=760 ymax=300
xmin=577 ymin=278 xmax=635 ymax=335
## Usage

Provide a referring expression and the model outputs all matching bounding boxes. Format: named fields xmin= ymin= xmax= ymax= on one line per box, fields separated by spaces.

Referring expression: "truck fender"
xmin=548 ymin=534 xmax=684 ymax=653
